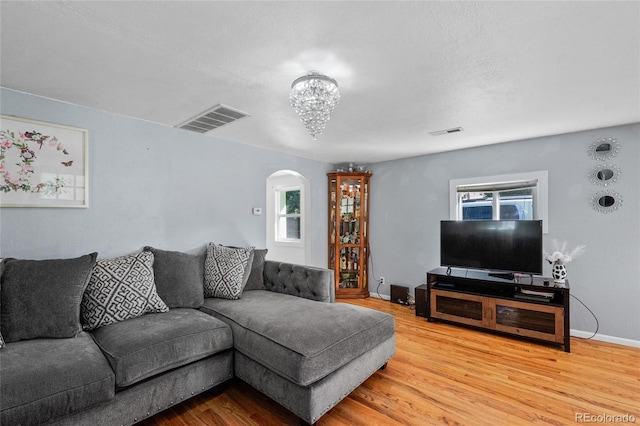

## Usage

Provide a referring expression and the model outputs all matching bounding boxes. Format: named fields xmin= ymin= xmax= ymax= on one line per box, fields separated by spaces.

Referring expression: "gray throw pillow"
xmin=143 ymin=246 xmax=205 ymax=308
xmin=0 ymin=253 xmax=98 ymax=343
xmin=204 ymin=244 xmax=254 ymax=299
xmin=81 ymin=251 xmax=169 ymax=331
xmin=243 ymin=248 xmax=268 ymax=291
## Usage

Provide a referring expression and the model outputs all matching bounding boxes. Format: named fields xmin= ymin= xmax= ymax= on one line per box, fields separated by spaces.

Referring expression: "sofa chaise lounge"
xmin=0 ymin=245 xmax=395 ymax=426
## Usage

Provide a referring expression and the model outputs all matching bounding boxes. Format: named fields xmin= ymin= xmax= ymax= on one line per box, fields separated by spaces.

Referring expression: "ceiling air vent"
xmin=177 ymin=104 xmax=250 ymax=133
xmin=430 ymin=127 xmax=464 ymax=136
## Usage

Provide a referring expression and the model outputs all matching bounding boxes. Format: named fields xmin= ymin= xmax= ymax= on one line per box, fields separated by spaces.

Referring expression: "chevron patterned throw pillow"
xmin=204 ymin=244 xmax=254 ymax=299
xmin=81 ymin=251 xmax=169 ymax=331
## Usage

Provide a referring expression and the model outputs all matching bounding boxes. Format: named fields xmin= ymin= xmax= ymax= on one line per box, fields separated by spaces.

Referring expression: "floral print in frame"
xmin=1 ymin=115 xmax=88 ymax=207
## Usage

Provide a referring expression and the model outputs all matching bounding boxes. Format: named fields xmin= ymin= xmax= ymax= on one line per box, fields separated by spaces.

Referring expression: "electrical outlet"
xmin=379 ymin=276 xmax=385 ymax=286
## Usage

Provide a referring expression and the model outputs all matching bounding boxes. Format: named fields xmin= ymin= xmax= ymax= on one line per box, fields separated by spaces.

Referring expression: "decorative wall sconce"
xmin=588 ymin=137 xmax=620 ymax=160
xmin=588 ymin=137 xmax=622 ymax=213
xmin=591 ymin=190 xmax=622 ymax=213
xmin=589 ymin=164 xmax=621 ymax=186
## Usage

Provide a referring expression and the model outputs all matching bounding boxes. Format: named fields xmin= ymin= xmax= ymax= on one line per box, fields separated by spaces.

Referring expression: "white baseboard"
xmin=570 ymin=329 xmax=640 ymax=348
xmin=370 ymin=293 xmax=390 ymax=301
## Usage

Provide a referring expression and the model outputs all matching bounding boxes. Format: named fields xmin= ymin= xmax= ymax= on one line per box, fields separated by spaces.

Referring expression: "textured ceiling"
xmin=1 ymin=1 xmax=638 ymax=164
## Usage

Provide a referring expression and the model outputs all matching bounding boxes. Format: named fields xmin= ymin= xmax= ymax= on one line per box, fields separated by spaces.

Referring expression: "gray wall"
xmin=369 ymin=124 xmax=639 ymax=341
xmin=2 ymin=88 xmax=638 ymax=342
xmin=0 ymin=88 xmax=331 ymax=266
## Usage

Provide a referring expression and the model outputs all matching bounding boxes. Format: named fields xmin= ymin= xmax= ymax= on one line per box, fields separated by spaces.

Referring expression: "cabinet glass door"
xmin=493 ymin=299 xmax=564 ymax=343
xmin=338 ymin=247 xmax=360 ymax=288
xmin=495 ymin=306 xmax=555 ymax=334
xmin=435 ymin=295 xmax=483 ymax=320
xmin=430 ymin=291 xmax=487 ymax=328
xmin=329 ymin=178 xmax=337 ymax=271
xmin=339 ymin=179 xmax=362 ymax=245
xmin=338 ymin=179 xmax=362 ymax=289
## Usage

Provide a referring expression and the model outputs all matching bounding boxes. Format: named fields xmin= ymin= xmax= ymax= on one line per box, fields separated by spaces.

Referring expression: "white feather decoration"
xmin=544 ymin=239 xmax=587 ymax=265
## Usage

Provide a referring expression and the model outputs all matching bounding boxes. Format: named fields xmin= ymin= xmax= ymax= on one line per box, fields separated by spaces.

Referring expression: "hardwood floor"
xmin=140 ymin=298 xmax=639 ymax=425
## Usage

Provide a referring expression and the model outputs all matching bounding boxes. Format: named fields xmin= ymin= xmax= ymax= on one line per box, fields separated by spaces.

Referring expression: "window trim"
xmin=274 ymin=185 xmax=304 ymax=246
xmin=449 ymin=171 xmax=549 ymax=233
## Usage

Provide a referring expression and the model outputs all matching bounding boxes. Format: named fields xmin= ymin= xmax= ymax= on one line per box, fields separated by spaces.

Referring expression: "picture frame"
xmin=1 ymin=115 xmax=88 ymax=208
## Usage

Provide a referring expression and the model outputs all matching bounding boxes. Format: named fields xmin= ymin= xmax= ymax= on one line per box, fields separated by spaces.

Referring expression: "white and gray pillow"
xmin=204 ymin=244 xmax=254 ymax=299
xmin=81 ymin=251 xmax=168 ymax=331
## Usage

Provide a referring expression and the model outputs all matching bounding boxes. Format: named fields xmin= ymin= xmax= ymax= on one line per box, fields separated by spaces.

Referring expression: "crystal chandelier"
xmin=289 ymin=71 xmax=341 ymax=139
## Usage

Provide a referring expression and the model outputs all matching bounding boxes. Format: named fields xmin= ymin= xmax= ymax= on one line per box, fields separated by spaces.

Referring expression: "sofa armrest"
xmin=263 ymin=261 xmax=335 ymax=303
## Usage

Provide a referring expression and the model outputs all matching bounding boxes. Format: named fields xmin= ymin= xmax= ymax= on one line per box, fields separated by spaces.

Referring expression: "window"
xmin=450 ymin=171 xmax=548 ymax=233
xmin=267 ymin=170 xmax=309 ymax=264
xmin=276 ymin=188 xmax=302 ymax=242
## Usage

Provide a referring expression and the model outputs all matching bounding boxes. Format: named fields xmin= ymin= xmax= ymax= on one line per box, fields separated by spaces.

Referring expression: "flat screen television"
xmin=440 ymin=220 xmax=543 ymax=275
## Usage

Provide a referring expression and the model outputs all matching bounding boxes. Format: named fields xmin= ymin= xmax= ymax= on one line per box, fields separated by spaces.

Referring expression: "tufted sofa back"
xmin=263 ymin=261 xmax=335 ymax=303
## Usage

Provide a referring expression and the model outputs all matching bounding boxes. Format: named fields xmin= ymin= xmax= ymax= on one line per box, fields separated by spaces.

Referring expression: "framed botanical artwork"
xmin=0 ymin=115 xmax=88 ymax=208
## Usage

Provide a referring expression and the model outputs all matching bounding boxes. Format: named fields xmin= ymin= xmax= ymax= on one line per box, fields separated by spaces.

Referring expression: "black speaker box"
xmin=415 ymin=284 xmax=428 ymax=318
xmin=390 ymin=284 xmax=409 ymax=305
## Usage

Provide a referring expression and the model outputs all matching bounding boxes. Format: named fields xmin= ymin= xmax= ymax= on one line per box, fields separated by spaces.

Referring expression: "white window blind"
xmin=449 ymin=171 xmax=548 ymax=233
xmin=456 ymin=179 xmax=538 ymax=193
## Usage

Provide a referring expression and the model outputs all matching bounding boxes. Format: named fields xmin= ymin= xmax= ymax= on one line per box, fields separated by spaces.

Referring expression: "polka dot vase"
xmin=552 ymin=262 xmax=567 ymax=284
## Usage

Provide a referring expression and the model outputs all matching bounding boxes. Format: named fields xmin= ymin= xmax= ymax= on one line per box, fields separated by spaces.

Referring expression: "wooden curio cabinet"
xmin=328 ymin=172 xmax=371 ymax=299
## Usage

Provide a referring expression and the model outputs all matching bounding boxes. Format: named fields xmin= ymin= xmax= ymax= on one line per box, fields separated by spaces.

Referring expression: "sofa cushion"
xmin=91 ymin=308 xmax=233 ymax=388
xmin=204 ymin=244 xmax=254 ymax=299
xmin=144 ymin=246 xmax=205 ymax=308
xmin=81 ymin=251 xmax=169 ymax=331
xmin=0 ymin=332 xmax=115 ymax=426
xmin=201 ymin=291 xmax=395 ymax=386
xmin=243 ymin=248 xmax=268 ymax=291
xmin=0 ymin=253 xmax=97 ymax=343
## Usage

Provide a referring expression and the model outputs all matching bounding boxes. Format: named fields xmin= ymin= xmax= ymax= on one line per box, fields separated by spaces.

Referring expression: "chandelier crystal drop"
xmin=289 ymin=71 xmax=341 ymax=139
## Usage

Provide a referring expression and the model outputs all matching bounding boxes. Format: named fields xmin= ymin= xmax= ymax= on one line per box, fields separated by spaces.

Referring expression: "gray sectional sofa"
xmin=0 ymin=246 xmax=395 ymax=426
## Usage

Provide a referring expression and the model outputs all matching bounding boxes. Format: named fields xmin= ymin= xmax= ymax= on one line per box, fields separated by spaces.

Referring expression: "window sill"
xmin=273 ymin=240 xmax=304 ymax=248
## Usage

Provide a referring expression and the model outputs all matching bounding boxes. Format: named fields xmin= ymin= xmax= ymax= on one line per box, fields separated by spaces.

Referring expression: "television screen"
xmin=440 ymin=220 xmax=543 ymax=275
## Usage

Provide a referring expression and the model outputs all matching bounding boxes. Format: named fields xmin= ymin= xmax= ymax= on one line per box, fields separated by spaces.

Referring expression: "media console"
xmin=418 ymin=267 xmax=570 ymax=352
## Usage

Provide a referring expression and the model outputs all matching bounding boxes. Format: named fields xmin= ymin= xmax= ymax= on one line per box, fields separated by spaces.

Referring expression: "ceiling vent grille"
xmin=430 ymin=127 xmax=464 ymax=136
xmin=177 ymin=104 xmax=250 ymax=133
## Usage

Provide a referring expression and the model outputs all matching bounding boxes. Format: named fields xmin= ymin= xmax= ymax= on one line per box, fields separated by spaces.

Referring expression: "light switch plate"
xmin=252 ymin=207 xmax=263 ymax=215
